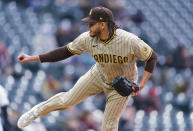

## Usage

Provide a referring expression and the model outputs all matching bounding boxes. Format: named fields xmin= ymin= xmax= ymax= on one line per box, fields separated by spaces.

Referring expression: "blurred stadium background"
xmin=0 ymin=0 xmax=193 ymax=131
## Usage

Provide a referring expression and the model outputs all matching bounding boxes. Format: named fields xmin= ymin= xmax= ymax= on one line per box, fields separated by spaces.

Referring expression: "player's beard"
xmin=89 ymin=28 xmax=101 ymax=37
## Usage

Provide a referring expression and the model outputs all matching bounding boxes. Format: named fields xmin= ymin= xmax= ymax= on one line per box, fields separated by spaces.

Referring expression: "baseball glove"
xmin=111 ymin=76 xmax=139 ymax=96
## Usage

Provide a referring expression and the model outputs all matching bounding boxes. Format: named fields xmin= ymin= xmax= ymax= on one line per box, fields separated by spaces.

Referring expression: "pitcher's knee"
xmin=54 ymin=91 xmax=79 ymax=108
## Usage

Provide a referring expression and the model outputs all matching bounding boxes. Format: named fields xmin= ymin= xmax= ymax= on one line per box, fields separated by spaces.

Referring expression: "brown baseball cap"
xmin=81 ymin=7 xmax=114 ymax=23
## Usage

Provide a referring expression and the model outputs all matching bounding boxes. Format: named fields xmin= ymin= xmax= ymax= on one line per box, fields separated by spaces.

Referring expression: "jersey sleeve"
xmin=131 ymin=36 xmax=153 ymax=62
xmin=66 ymin=32 xmax=88 ymax=55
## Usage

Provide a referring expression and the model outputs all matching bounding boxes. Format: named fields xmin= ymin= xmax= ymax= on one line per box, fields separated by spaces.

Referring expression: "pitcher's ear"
xmin=100 ymin=22 xmax=107 ymax=29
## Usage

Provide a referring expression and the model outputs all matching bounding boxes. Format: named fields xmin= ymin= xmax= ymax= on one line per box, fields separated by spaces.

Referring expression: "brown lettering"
xmin=118 ymin=56 xmax=123 ymax=63
xmin=109 ymin=54 xmax=113 ymax=63
xmin=98 ymin=54 xmax=104 ymax=62
xmin=94 ymin=55 xmax=99 ymax=62
xmin=104 ymin=54 xmax=109 ymax=63
xmin=113 ymin=55 xmax=117 ymax=63
xmin=123 ymin=57 xmax=128 ymax=63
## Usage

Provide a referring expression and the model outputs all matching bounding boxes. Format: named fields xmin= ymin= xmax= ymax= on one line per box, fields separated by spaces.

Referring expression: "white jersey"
xmin=0 ymin=85 xmax=9 ymax=107
xmin=67 ymin=29 xmax=153 ymax=83
xmin=0 ymin=118 xmax=3 ymax=131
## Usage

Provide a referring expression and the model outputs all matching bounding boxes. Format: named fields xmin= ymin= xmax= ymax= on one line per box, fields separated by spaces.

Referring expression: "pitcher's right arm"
xmin=17 ymin=45 xmax=74 ymax=64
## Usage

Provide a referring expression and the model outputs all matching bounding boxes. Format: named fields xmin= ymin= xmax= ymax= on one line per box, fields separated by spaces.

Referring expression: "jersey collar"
xmin=99 ymin=29 xmax=116 ymax=45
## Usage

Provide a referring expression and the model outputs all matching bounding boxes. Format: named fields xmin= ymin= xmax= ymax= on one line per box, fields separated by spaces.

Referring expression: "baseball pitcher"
xmin=17 ymin=7 xmax=157 ymax=131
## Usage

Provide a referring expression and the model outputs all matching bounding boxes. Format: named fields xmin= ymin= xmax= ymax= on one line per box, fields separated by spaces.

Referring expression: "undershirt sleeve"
xmin=144 ymin=51 xmax=157 ymax=73
xmin=39 ymin=45 xmax=74 ymax=63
